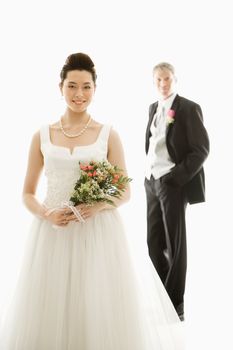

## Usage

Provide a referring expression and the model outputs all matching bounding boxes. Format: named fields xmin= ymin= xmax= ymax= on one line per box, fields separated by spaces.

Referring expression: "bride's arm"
xmin=106 ymin=128 xmax=131 ymax=206
xmin=22 ymin=131 xmax=47 ymax=218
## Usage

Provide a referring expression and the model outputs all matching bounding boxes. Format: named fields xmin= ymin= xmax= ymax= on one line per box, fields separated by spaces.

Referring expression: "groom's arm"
xmin=165 ymin=102 xmax=210 ymax=187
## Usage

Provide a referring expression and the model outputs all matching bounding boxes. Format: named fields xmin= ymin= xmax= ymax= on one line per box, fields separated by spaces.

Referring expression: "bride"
xmin=0 ymin=52 xmax=184 ymax=349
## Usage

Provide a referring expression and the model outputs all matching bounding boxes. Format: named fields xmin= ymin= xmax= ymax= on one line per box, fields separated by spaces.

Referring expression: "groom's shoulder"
xmin=177 ymin=95 xmax=200 ymax=108
xmin=149 ymin=101 xmax=158 ymax=107
xmin=148 ymin=101 xmax=158 ymax=113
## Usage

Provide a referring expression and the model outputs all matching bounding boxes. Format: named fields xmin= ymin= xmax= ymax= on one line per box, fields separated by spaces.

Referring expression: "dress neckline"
xmin=47 ymin=124 xmax=105 ymax=156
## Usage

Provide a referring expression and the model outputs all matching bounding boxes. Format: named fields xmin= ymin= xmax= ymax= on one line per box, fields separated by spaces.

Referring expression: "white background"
xmin=0 ymin=0 xmax=232 ymax=349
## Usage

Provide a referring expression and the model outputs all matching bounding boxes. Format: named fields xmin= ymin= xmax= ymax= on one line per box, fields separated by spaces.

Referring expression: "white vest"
xmin=145 ymin=93 xmax=176 ymax=180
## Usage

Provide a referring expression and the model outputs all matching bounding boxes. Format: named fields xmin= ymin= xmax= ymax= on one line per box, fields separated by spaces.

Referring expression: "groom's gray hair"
xmin=153 ymin=62 xmax=175 ymax=76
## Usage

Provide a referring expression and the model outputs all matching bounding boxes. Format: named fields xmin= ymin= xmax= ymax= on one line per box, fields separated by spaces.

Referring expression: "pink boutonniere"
xmin=167 ymin=109 xmax=175 ymax=125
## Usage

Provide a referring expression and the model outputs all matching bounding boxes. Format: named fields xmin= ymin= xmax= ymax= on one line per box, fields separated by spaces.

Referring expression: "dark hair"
xmin=60 ymin=52 xmax=97 ymax=85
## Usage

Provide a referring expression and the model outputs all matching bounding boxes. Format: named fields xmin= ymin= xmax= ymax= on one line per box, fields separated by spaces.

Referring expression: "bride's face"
xmin=60 ymin=70 xmax=95 ymax=113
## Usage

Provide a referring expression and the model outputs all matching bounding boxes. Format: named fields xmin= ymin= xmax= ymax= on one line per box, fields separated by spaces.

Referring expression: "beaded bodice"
xmin=40 ymin=124 xmax=111 ymax=208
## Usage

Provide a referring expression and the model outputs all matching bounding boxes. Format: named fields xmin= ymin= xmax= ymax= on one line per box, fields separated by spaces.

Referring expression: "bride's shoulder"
xmin=108 ymin=127 xmax=122 ymax=146
xmin=49 ymin=121 xmax=60 ymax=130
xmin=91 ymin=121 xmax=119 ymax=141
xmin=90 ymin=120 xmax=103 ymax=129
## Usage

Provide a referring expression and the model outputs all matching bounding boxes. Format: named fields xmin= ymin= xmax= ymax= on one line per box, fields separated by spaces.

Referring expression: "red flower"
xmin=80 ymin=164 xmax=87 ymax=170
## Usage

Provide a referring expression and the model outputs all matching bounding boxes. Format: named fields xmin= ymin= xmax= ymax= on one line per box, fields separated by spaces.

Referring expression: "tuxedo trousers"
xmin=144 ymin=175 xmax=188 ymax=316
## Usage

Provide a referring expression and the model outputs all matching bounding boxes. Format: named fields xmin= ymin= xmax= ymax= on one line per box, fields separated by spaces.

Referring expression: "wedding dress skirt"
xmin=0 ymin=124 xmax=184 ymax=349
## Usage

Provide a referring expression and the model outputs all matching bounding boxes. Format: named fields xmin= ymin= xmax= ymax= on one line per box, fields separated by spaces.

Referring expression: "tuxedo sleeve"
xmin=166 ymin=103 xmax=209 ymax=186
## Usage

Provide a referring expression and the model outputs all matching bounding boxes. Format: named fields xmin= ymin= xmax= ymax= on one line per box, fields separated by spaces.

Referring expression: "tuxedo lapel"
xmin=145 ymin=102 xmax=158 ymax=153
xmin=147 ymin=102 xmax=158 ymax=135
xmin=149 ymin=102 xmax=158 ymax=126
xmin=166 ymin=94 xmax=180 ymax=138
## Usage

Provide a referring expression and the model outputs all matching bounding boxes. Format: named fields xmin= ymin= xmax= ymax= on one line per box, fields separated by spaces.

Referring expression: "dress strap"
xmin=98 ymin=124 xmax=112 ymax=154
xmin=99 ymin=124 xmax=111 ymax=140
xmin=40 ymin=125 xmax=50 ymax=145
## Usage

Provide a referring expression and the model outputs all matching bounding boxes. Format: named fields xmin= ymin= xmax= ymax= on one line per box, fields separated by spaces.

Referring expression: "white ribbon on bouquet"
xmin=44 ymin=201 xmax=85 ymax=229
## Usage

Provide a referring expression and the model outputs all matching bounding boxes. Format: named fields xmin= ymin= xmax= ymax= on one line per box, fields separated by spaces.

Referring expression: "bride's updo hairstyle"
xmin=60 ymin=53 xmax=97 ymax=85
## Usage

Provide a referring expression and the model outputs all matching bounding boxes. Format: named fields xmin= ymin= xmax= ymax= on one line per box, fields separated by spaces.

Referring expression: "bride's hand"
xmin=75 ymin=203 xmax=106 ymax=221
xmin=44 ymin=208 xmax=76 ymax=226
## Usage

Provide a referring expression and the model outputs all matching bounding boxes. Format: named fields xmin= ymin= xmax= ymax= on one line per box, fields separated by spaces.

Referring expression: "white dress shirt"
xmin=145 ymin=93 xmax=177 ymax=180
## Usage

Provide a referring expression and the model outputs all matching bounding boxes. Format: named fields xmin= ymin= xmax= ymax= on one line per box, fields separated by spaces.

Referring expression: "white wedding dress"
xmin=0 ymin=124 xmax=184 ymax=349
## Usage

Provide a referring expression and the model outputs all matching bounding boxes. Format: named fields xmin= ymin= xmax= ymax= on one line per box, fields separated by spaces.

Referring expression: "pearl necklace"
xmin=59 ymin=115 xmax=92 ymax=138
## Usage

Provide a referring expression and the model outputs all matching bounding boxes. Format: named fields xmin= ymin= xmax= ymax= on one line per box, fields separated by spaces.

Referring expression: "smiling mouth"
xmin=73 ymin=100 xmax=86 ymax=105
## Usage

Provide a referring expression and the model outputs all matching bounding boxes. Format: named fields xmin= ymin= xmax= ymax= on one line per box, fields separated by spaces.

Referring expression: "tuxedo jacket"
xmin=145 ymin=94 xmax=210 ymax=204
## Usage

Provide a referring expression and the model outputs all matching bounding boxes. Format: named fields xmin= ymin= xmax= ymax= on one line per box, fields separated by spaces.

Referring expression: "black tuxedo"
xmin=144 ymin=94 xmax=209 ymax=318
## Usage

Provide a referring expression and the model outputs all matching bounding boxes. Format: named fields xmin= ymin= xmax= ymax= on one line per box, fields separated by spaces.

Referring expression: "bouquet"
xmin=69 ymin=160 xmax=132 ymax=206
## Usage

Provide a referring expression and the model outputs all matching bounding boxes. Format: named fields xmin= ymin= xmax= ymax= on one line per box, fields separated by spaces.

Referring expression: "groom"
xmin=144 ymin=62 xmax=209 ymax=321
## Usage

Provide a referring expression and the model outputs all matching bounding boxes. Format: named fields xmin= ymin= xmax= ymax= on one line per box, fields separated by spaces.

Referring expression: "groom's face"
xmin=154 ymin=68 xmax=176 ymax=100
